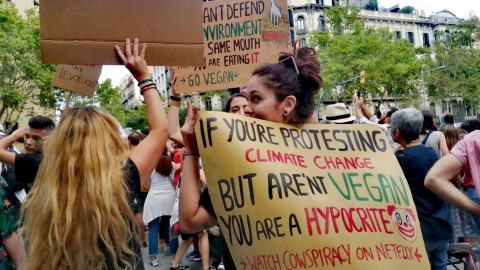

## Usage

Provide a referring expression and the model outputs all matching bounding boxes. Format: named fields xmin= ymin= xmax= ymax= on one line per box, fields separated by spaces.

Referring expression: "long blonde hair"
xmin=22 ymin=106 xmax=138 ymax=270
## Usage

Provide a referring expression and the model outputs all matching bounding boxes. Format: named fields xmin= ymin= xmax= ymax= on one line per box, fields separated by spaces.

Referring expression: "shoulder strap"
xmin=422 ymin=130 xmax=433 ymax=145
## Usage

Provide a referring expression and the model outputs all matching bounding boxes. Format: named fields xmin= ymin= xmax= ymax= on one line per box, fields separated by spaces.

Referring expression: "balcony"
xmin=296 ymin=28 xmax=307 ymax=35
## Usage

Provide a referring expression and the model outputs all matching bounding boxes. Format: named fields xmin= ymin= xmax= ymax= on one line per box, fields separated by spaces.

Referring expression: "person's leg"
xmin=466 ymin=186 xmax=480 ymax=239
xmin=171 ymin=234 xmax=194 ymax=269
xmin=198 ymin=231 xmax=210 ymax=270
xmin=208 ymin=229 xmax=222 ymax=268
xmin=159 ymin=215 xmax=171 ymax=254
xmin=222 ymin=236 xmax=237 ymax=270
xmin=148 ymin=218 xmax=160 ymax=264
xmin=186 ymin=234 xmax=201 ymax=261
xmin=424 ymin=239 xmax=449 ymax=270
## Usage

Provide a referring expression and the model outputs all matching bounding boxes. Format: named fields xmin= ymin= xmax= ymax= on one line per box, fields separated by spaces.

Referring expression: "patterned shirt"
xmin=451 ymin=131 xmax=480 ymax=196
xmin=0 ymin=176 xmax=21 ymax=270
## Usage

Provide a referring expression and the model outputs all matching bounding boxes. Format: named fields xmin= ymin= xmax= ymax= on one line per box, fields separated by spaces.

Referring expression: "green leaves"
xmin=311 ymin=18 xmax=421 ymax=103
xmin=0 ymin=3 xmax=58 ymax=127
xmin=423 ymin=16 xmax=480 ymax=108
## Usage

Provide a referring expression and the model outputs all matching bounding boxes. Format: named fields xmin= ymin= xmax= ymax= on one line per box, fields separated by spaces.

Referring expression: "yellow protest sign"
xmin=52 ymin=65 xmax=102 ymax=97
xmin=196 ymin=112 xmax=429 ymax=269
xmin=175 ymin=0 xmax=291 ymax=93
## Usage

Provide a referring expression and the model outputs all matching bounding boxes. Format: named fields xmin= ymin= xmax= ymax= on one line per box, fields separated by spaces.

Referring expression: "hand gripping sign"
xmin=196 ymin=112 xmax=430 ymax=270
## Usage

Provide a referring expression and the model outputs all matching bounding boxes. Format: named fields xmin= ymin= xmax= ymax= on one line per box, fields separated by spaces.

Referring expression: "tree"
xmin=316 ymin=0 xmax=364 ymax=37
xmin=0 ymin=3 xmax=60 ymax=131
xmin=364 ymin=0 xmax=378 ymax=11
xmin=424 ymin=19 xmax=480 ymax=112
xmin=398 ymin=6 xmax=415 ymax=14
xmin=71 ymin=79 xmax=131 ymax=124
xmin=310 ymin=4 xmax=423 ymax=106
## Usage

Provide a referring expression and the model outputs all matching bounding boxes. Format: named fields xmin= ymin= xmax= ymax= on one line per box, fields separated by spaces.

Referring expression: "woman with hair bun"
xmin=178 ymin=42 xmax=322 ymax=269
xmin=244 ymin=44 xmax=322 ymax=124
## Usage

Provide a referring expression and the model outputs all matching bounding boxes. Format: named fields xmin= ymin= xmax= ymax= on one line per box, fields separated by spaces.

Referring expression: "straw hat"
xmin=325 ymin=103 xmax=356 ymax=124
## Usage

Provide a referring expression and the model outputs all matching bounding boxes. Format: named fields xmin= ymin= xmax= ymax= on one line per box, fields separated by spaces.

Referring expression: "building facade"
xmin=290 ymin=0 xmax=478 ymax=122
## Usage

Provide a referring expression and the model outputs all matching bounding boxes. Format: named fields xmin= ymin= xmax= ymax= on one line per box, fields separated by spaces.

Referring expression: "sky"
xmin=99 ymin=0 xmax=480 ymax=88
xmin=378 ymin=0 xmax=479 ymax=19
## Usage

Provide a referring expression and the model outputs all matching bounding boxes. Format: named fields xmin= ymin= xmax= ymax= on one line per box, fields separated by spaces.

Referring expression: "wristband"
xmin=140 ymin=83 xmax=156 ymax=89
xmin=137 ymin=78 xmax=153 ymax=86
xmin=184 ymin=153 xmax=200 ymax=157
xmin=140 ymin=86 xmax=157 ymax=95
xmin=169 ymin=100 xmax=180 ymax=107
xmin=170 ymin=96 xmax=181 ymax=102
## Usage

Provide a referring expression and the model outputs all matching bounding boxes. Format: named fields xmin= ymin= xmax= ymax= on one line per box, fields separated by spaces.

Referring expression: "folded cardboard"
xmin=40 ymin=0 xmax=204 ymax=66
xmin=52 ymin=65 xmax=103 ymax=97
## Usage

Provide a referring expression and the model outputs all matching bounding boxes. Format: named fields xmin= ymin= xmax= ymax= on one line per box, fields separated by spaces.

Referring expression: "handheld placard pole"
xmin=64 ymin=91 xmax=73 ymax=113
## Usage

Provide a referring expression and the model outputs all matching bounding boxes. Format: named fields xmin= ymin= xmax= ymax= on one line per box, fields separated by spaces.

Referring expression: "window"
xmin=205 ymin=99 xmax=212 ymax=111
xmin=395 ymin=31 xmax=401 ymax=39
xmin=421 ymin=10 xmax=425 ymax=17
xmin=318 ymin=17 xmax=326 ymax=32
xmin=332 ymin=0 xmax=339 ymax=6
xmin=423 ymin=33 xmax=430 ymax=47
xmin=297 ymin=16 xmax=305 ymax=33
xmin=435 ymin=31 xmax=441 ymax=41
xmin=407 ymin=32 xmax=414 ymax=44
xmin=299 ymin=38 xmax=307 ymax=47
xmin=316 ymin=0 xmax=324 ymax=5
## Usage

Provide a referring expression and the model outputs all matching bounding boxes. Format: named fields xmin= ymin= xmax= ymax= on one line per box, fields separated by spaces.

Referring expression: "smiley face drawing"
xmin=387 ymin=205 xmax=417 ymax=242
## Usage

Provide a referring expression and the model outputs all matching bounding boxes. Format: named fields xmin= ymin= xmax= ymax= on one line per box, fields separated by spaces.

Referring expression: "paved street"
xmin=142 ymin=241 xmax=204 ymax=270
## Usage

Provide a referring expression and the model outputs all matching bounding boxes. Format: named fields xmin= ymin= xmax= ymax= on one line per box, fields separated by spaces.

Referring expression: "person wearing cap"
xmin=0 ymin=116 xmax=55 ymax=193
xmin=324 ymin=103 xmax=356 ymax=124
xmin=355 ymin=96 xmax=399 ymax=150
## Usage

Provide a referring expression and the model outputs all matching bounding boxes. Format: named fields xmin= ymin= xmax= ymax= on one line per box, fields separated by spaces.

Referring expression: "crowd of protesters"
xmin=0 ymin=38 xmax=479 ymax=270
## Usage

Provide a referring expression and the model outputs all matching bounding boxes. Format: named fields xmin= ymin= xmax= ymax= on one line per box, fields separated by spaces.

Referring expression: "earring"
xmin=284 ymin=111 xmax=288 ymax=115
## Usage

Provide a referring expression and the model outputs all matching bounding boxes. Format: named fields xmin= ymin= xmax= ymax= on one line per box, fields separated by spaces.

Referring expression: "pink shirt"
xmin=451 ymin=131 xmax=480 ymax=194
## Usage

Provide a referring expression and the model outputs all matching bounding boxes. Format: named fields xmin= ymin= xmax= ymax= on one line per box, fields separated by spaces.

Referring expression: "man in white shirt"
xmin=355 ymin=96 xmax=399 ymax=151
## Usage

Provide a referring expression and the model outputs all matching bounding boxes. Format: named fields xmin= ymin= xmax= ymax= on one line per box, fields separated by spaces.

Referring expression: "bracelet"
xmin=169 ymin=100 xmax=180 ymax=107
xmin=184 ymin=153 xmax=200 ymax=157
xmin=138 ymin=78 xmax=153 ymax=86
xmin=140 ymin=83 xmax=156 ymax=90
xmin=170 ymin=96 xmax=181 ymax=102
xmin=140 ymin=86 xmax=157 ymax=95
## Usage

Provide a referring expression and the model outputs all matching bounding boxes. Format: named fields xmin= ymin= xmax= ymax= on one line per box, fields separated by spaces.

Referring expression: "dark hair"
xmin=421 ymin=110 xmax=437 ymax=134
xmin=443 ymin=114 xmax=454 ymax=124
xmin=460 ymin=120 xmax=480 ymax=133
xmin=225 ymin=93 xmax=248 ymax=113
xmin=28 ymin=115 xmax=55 ymax=132
xmin=156 ymin=154 xmax=173 ymax=177
xmin=127 ymin=131 xmax=142 ymax=146
xmin=252 ymin=42 xmax=322 ymax=124
xmin=387 ymin=107 xmax=398 ymax=118
xmin=442 ymin=124 xmax=459 ymax=151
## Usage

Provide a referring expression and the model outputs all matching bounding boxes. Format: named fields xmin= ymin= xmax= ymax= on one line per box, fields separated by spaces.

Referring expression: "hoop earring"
xmin=284 ymin=111 xmax=288 ymax=115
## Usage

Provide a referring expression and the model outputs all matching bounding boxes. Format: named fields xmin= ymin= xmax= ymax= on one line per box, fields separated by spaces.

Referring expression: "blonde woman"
xmin=21 ymin=39 xmax=169 ymax=270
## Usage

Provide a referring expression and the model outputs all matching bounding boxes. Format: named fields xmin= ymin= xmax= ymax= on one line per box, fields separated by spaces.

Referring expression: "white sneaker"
xmin=150 ymin=256 xmax=159 ymax=267
xmin=217 ymin=262 xmax=225 ymax=270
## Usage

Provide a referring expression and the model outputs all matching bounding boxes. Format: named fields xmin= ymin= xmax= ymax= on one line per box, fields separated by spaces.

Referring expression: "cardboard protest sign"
xmin=175 ymin=0 xmax=291 ymax=93
xmin=40 ymin=0 xmax=204 ymax=66
xmin=52 ymin=65 xmax=102 ymax=97
xmin=196 ymin=112 xmax=430 ymax=270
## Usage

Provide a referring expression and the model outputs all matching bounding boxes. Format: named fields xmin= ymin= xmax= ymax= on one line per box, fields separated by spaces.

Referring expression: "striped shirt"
xmin=451 ymin=130 xmax=480 ymax=195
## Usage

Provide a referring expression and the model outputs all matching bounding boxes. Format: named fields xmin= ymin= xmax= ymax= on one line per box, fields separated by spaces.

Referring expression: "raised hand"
xmin=115 ymin=38 xmax=150 ymax=82
xmin=180 ymin=100 xmax=200 ymax=154
xmin=270 ymin=0 xmax=281 ymax=27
